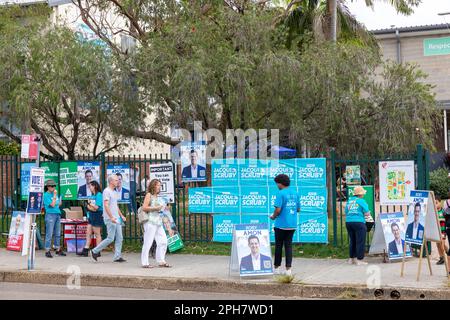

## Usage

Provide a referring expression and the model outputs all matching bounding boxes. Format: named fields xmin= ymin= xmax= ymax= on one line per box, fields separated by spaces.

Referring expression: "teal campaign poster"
xmin=241 ymin=215 xmax=269 ymax=225
xmin=298 ymin=214 xmax=328 ymax=243
xmin=211 ymin=159 xmax=239 ymax=186
xmin=268 ymin=187 xmax=279 ymax=210
xmin=268 ymin=159 xmax=297 ymax=184
xmin=240 ymin=186 xmax=269 ymax=214
xmin=298 ymin=187 xmax=327 ymax=214
xmin=212 ymin=215 xmax=241 ymax=242
xmin=188 ymin=187 xmax=213 ymax=213
xmin=296 ymin=158 xmax=326 ymax=187
xmin=238 ymin=159 xmax=269 ymax=185
xmin=20 ymin=163 xmax=35 ymax=200
xmin=213 ymin=187 xmax=240 ymax=213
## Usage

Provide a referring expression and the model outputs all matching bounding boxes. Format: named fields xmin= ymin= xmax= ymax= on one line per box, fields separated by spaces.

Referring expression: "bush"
xmin=430 ymin=168 xmax=450 ymax=199
xmin=0 ymin=140 xmax=19 ymax=155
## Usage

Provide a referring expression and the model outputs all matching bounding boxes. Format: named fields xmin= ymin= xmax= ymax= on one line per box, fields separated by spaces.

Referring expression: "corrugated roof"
xmin=372 ymin=23 xmax=450 ymax=34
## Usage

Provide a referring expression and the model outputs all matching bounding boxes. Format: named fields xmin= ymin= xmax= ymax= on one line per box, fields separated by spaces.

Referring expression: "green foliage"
xmin=0 ymin=141 xmax=19 ymax=155
xmin=430 ymin=168 xmax=450 ymax=199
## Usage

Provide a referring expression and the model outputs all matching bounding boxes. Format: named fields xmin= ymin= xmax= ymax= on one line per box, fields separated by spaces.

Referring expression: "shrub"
xmin=430 ymin=168 xmax=450 ymax=199
xmin=0 ymin=140 xmax=19 ymax=155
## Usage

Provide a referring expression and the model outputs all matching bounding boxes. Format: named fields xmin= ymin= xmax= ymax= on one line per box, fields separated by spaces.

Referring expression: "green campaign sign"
xmin=424 ymin=37 xmax=450 ymax=56
xmin=348 ymin=185 xmax=375 ymax=219
xmin=41 ymin=162 xmax=59 ymax=192
xmin=59 ymin=162 xmax=78 ymax=201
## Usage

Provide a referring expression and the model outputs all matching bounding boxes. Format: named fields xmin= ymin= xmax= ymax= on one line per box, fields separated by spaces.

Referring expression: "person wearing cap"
xmin=345 ymin=186 xmax=370 ymax=266
xmin=43 ymin=179 xmax=66 ymax=258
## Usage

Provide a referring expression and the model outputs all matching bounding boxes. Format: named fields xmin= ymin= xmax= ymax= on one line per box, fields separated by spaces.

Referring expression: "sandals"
xmin=142 ymin=265 xmax=155 ymax=269
xmin=158 ymin=262 xmax=172 ymax=268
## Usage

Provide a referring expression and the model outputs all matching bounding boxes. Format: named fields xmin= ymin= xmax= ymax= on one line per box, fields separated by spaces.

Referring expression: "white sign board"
xmin=150 ymin=163 xmax=175 ymax=203
xmin=379 ymin=161 xmax=415 ymax=206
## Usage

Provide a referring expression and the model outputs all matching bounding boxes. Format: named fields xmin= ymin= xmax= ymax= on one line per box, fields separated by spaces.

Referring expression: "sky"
xmin=346 ymin=0 xmax=450 ymax=31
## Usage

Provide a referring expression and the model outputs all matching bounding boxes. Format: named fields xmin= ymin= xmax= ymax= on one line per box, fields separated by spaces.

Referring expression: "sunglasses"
xmin=48 ymin=185 xmax=56 ymax=188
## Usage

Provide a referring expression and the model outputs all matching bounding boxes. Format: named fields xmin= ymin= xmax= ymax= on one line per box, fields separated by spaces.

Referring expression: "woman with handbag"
xmin=140 ymin=179 xmax=171 ymax=268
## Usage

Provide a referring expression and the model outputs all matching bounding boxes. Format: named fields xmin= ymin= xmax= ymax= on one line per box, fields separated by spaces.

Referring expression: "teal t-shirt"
xmin=345 ymin=196 xmax=369 ymax=223
xmin=274 ymin=187 xmax=299 ymax=229
xmin=43 ymin=192 xmax=61 ymax=215
xmin=87 ymin=192 xmax=103 ymax=217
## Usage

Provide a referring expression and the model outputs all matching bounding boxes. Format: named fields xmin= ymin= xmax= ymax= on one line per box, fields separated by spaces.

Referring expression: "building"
xmin=373 ymin=24 xmax=450 ymax=152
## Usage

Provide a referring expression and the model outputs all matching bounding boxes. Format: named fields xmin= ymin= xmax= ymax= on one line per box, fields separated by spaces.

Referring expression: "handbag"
xmin=137 ymin=206 xmax=149 ymax=224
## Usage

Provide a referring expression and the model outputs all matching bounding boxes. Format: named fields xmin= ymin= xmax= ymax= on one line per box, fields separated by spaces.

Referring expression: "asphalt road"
xmin=0 ymin=282 xmax=300 ymax=300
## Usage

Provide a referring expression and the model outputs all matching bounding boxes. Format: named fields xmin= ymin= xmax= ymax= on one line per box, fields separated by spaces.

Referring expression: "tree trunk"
xmin=327 ymin=0 xmax=337 ymax=42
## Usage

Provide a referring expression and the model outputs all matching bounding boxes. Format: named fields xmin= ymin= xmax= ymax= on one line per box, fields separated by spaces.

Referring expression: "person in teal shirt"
xmin=270 ymin=174 xmax=300 ymax=276
xmin=79 ymin=181 xmax=104 ymax=257
xmin=345 ymin=186 xmax=370 ymax=265
xmin=43 ymin=179 xmax=66 ymax=258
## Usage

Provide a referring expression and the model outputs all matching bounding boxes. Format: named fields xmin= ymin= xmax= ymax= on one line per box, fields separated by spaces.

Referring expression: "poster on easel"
xmin=379 ymin=161 xmax=415 ymax=206
xmin=405 ymin=190 xmax=427 ymax=245
xmin=229 ymin=223 xmax=273 ymax=277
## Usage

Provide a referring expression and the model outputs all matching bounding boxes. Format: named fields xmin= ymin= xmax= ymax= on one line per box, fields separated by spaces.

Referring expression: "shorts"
xmin=88 ymin=211 xmax=104 ymax=228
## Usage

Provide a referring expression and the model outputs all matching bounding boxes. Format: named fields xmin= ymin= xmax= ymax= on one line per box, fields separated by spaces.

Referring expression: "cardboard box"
xmin=63 ymin=208 xmax=83 ymax=220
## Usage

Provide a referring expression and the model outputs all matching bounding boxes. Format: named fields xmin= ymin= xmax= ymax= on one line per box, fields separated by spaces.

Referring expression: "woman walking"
xmin=79 ymin=181 xmax=104 ymax=257
xmin=345 ymin=186 xmax=371 ymax=265
xmin=141 ymin=179 xmax=171 ymax=268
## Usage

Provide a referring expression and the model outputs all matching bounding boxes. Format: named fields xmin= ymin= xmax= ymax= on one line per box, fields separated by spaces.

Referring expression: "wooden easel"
xmin=400 ymin=191 xmax=449 ymax=281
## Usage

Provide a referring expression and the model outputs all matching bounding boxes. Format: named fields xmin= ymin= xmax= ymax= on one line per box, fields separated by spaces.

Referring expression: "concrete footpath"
xmin=0 ymin=249 xmax=449 ymax=300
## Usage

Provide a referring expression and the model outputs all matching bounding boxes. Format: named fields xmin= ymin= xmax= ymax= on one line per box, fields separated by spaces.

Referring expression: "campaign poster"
xmin=379 ymin=161 xmax=415 ymax=205
xmin=41 ymin=162 xmax=59 ymax=192
xmin=235 ymin=224 xmax=273 ymax=276
xmin=213 ymin=215 xmax=241 ymax=242
xmin=149 ymin=163 xmax=175 ymax=203
xmin=240 ymin=186 xmax=269 ymax=214
xmin=241 ymin=215 xmax=269 ymax=225
xmin=267 ymin=159 xmax=297 ymax=185
xmin=7 ymin=211 xmax=26 ymax=251
xmin=237 ymin=159 xmax=269 ymax=186
xmin=59 ymin=162 xmax=78 ymax=201
xmin=296 ymin=158 xmax=326 ymax=187
xmin=180 ymin=141 xmax=207 ymax=182
xmin=298 ymin=187 xmax=327 ymax=214
xmin=107 ymin=164 xmax=130 ymax=203
xmin=77 ymin=162 xmax=100 ymax=200
xmin=161 ymin=211 xmax=184 ymax=252
xmin=211 ymin=159 xmax=239 ymax=186
xmin=20 ymin=163 xmax=35 ymax=200
xmin=20 ymin=134 xmax=38 ymax=160
xmin=379 ymin=212 xmax=412 ymax=260
xmin=298 ymin=214 xmax=328 ymax=243
xmin=188 ymin=187 xmax=213 ymax=213
xmin=348 ymin=185 xmax=375 ymax=219
xmin=345 ymin=165 xmax=361 ymax=185
xmin=405 ymin=190 xmax=428 ymax=245
xmin=27 ymin=168 xmax=45 ymax=214
xmin=213 ymin=187 xmax=240 ymax=214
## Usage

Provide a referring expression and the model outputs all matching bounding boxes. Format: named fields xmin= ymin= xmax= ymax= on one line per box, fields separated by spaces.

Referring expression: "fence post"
xmin=100 ymin=152 xmax=106 ymax=188
xmin=425 ymin=148 xmax=430 ymax=190
xmin=416 ymin=144 xmax=424 ymax=190
xmin=330 ymin=148 xmax=337 ymax=247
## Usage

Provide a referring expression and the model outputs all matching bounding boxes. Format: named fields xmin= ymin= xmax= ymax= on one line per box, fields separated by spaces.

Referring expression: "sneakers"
xmin=348 ymin=258 xmax=356 ymax=265
xmin=45 ymin=251 xmax=53 ymax=258
xmin=285 ymin=269 xmax=292 ymax=276
xmin=274 ymin=267 xmax=281 ymax=275
xmin=55 ymin=249 xmax=66 ymax=256
xmin=78 ymin=248 xmax=89 ymax=257
xmin=91 ymin=250 xmax=100 ymax=262
xmin=437 ymin=256 xmax=445 ymax=265
xmin=356 ymin=259 xmax=368 ymax=266
xmin=113 ymin=257 xmax=127 ymax=263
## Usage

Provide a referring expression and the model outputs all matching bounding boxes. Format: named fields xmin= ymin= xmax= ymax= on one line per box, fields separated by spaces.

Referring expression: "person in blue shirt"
xmin=345 ymin=186 xmax=370 ymax=265
xmin=43 ymin=179 xmax=66 ymax=258
xmin=79 ymin=181 xmax=104 ymax=257
xmin=270 ymin=174 xmax=300 ymax=276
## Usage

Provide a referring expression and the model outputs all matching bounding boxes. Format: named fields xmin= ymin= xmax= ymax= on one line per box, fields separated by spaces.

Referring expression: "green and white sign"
xmin=424 ymin=37 xmax=450 ymax=56
xmin=59 ymin=162 xmax=78 ymax=201
xmin=348 ymin=185 xmax=375 ymax=219
xmin=41 ymin=162 xmax=59 ymax=193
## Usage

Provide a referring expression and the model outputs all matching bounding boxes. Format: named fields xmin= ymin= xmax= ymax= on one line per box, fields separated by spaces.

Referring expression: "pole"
xmin=27 ymin=135 xmax=41 ymax=271
xmin=328 ymin=0 xmax=337 ymax=42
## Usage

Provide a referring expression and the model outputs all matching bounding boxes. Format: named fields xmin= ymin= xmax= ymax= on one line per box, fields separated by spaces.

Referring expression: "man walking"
xmin=91 ymin=174 xmax=127 ymax=262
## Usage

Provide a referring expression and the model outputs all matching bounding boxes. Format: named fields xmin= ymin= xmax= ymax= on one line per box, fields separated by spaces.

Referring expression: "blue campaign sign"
xmin=211 ymin=159 xmax=239 ymax=186
xmin=213 ymin=187 xmax=240 ymax=213
xmin=188 ymin=187 xmax=213 ymax=213
xmin=240 ymin=186 xmax=269 ymax=214
xmin=241 ymin=215 xmax=269 ymax=225
xmin=21 ymin=163 xmax=35 ymax=200
xmin=213 ymin=214 xmax=241 ymax=242
xmin=298 ymin=214 xmax=328 ymax=243
xmin=237 ymin=159 xmax=269 ymax=185
xmin=298 ymin=187 xmax=327 ymax=214
xmin=267 ymin=159 xmax=297 ymax=185
xmin=268 ymin=186 xmax=279 ymax=211
xmin=296 ymin=158 xmax=326 ymax=187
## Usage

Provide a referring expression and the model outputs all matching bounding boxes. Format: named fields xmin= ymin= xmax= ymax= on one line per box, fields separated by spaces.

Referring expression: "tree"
xmin=0 ymin=6 xmax=124 ymax=159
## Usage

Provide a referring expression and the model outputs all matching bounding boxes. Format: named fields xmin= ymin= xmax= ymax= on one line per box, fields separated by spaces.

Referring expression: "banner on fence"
xmin=59 ymin=162 xmax=78 ymax=201
xmin=41 ymin=162 xmax=59 ymax=192
xmin=345 ymin=165 xmax=361 ymax=185
xmin=149 ymin=163 xmax=175 ymax=203
xmin=77 ymin=162 xmax=100 ymax=200
xmin=20 ymin=163 xmax=35 ymax=200
xmin=7 ymin=211 xmax=26 ymax=251
xmin=107 ymin=164 xmax=130 ymax=203
xmin=180 ymin=141 xmax=207 ymax=182
xmin=379 ymin=161 xmax=415 ymax=205
xmin=26 ymin=168 xmax=45 ymax=214
xmin=298 ymin=214 xmax=328 ymax=243
xmin=20 ymin=134 xmax=38 ymax=160
xmin=188 ymin=187 xmax=213 ymax=213
xmin=229 ymin=223 xmax=273 ymax=277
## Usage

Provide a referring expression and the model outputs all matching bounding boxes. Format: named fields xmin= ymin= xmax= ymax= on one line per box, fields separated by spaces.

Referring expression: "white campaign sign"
xmin=150 ymin=163 xmax=175 ymax=203
xmin=379 ymin=161 xmax=415 ymax=206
